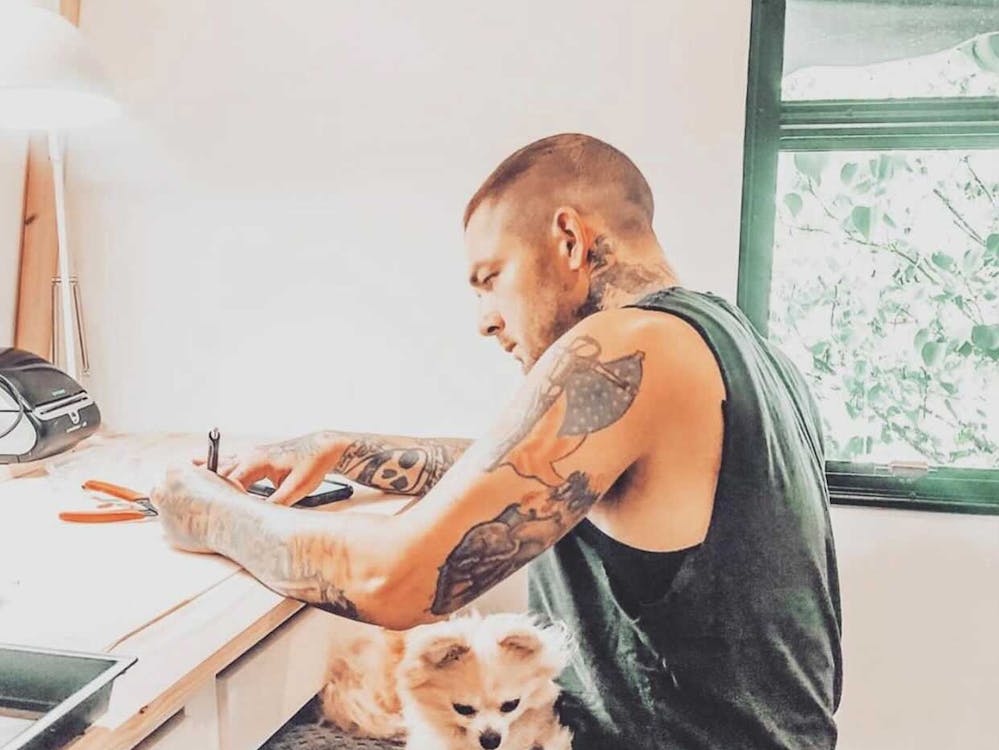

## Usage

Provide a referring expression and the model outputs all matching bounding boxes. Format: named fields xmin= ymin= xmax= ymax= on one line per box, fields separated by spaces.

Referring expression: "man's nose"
xmin=478 ymin=308 xmax=504 ymax=338
xmin=479 ymin=730 xmax=501 ymax=749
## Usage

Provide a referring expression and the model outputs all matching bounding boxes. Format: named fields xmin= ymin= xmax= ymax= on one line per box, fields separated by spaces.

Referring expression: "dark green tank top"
xmin=529 ymin=288 xmax=842 ymax=749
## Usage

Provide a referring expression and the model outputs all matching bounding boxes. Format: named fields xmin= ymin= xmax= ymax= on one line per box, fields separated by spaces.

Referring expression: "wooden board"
xmin=12 ymin=0 xmax=82 ymax=359
xmin=13 ymin=136 xmax=57 ymax=359
xmin=60 ymin=0 xmax=82 ymax=25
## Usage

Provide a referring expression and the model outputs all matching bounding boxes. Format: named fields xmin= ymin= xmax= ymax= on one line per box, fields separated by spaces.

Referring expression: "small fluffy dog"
xmin=320 ymin=612 xmax=573 ymax=750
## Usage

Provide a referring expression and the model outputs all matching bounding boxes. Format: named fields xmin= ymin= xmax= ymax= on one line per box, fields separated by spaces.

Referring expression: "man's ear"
xmin=552 ymin=207 xmax=590 ymax=271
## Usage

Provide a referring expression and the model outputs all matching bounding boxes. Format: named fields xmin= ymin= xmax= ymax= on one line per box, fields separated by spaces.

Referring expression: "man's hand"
xmin=193 ymin=431 xmax=338 ymax=506
xmin=150 ymin=464 xmax=244 ymax=553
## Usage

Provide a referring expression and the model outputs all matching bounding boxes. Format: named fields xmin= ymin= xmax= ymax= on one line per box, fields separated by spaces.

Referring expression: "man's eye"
xmin=452 ymin=703 xmax=477 ymax=716
xmin=482 ymin=271 xmax=498 ymax=286
xmin=500 ymin=699 xmax=520 ymax=713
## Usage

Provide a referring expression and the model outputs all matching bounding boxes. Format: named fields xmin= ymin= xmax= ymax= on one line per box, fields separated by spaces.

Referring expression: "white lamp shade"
xmin=0 ymin=3 xmax=119 ymax=130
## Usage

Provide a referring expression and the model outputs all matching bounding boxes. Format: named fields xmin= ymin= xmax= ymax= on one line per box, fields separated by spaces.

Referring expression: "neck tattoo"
xmin=575 ymin=235 xmax=673 ymax=319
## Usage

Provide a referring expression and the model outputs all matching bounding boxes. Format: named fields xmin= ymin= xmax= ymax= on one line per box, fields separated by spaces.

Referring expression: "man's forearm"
xmin=327 ymin=433 xmax=471 ymax=496
xmin=196 ymin=483 xmax=396 ymax=623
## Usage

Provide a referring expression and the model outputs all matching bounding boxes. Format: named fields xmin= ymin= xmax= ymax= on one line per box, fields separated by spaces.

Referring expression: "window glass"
xmin=783 ymin=0 xmax=999 ymax=100
xmin=770 ymin=148 xmax=999 ymax=468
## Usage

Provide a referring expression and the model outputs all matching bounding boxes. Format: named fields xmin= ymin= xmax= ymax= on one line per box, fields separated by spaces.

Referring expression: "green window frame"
xmin=739 ymin=0 xmax=999 ymax=515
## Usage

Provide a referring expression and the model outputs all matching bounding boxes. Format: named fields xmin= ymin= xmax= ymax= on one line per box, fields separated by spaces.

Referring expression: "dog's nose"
xmin=479 ymin=730 xmax=501 ymax=749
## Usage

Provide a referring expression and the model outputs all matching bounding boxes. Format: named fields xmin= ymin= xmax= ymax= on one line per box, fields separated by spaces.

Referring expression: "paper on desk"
xmin=0 ymin=474 xmax=241 ymax=654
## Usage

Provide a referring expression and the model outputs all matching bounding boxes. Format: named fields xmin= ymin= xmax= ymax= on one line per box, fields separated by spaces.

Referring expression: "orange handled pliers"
xmin=58 ymin=480 xmax=159 ymax=523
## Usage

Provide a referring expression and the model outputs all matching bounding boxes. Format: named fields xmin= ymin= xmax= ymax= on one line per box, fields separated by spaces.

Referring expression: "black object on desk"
xmin=0 ymin=348 xmax=101 ymax=465
xmin=247 ymin=478 xmax=353 ymax=508
xmin=206 ymin=428 xmax=220 ymax=473
xmin=0 ymin=644 xmax=135 ymax=750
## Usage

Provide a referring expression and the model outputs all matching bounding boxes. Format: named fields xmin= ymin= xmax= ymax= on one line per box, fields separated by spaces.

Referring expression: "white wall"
xmin=832 ymin=507 xmax=999 ymax=749
xmin=1 ymin=1 xmax=991 ymax=748
xmin=64 ymin=0 xmax=749 ymax=439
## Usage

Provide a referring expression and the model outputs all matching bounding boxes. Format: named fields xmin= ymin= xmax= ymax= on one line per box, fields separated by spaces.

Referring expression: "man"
xmin=152 ymin=133 xmax=842 ymax=748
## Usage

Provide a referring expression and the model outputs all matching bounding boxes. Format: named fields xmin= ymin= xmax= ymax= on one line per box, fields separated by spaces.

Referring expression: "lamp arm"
xmin=48 ymin=130 xmax=78 ymax=381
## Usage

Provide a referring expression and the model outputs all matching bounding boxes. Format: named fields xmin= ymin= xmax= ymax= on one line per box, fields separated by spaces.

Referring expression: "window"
xmin=740 ymin=0 xmax=999 ymax=513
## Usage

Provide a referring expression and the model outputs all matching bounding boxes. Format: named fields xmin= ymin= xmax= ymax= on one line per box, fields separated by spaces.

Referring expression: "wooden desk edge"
xmin=62 ymin=491 xmax=409 ymax=750
xmin=0 ymin=431 xmax=410 ymax=750
xmin=64 ymin=574 xmax=304 ymax=750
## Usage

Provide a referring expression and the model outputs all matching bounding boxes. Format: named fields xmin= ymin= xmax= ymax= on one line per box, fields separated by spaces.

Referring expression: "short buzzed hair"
xmin=463 ymin=133 xmax=655 ymax=234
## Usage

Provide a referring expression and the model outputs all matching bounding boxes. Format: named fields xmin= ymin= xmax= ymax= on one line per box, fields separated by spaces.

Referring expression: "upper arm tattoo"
xmin=487 ymin=335 xmax=644 ymax=487
xmin=431 ymin=471 xmax=600 ymax=614
xmin=335 ymin=438 xmax=461 ymax=495
xmin=431 ymin=334 xmax=646 ymax=615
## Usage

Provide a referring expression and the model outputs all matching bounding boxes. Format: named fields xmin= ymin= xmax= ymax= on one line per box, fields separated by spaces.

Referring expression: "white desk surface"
xmin=0 ymin=433 xmax=408 ymax=750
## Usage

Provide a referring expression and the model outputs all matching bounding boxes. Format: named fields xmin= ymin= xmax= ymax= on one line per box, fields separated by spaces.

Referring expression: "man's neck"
xmin=576 ymin=234 xmax=679 ymax=318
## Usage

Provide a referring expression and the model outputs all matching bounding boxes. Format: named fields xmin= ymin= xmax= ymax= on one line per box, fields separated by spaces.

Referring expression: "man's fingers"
xmin=268 ymin=470 xmax=312 ymax=507
xmin=217 ymin=457 xmax=242 ymax=478
xmin=229 ymin=463 xmax=269 ymax=490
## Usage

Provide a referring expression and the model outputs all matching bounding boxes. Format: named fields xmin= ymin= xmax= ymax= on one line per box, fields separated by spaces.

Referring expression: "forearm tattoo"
xmin=487 ymin=335 xmax=643 ymax=487
xmin=157 ymin=473 xmax=361 ymax=619
xmin=335 ymin=438 xmax=465 ymax=495
xmin=266 ymin=432 xmax=332 ymax=462
xmin=432 ymin=335 xmax=645 ymax=614
xmin=212 ymin=509 xmax=361 ymax=619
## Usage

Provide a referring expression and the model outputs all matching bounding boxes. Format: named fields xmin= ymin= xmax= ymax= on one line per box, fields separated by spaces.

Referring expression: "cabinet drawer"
xmin=216 ymin=607 xmax=376 ymax=750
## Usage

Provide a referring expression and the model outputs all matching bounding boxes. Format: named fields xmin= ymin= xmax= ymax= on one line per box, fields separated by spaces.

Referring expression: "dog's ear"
xmin=498 ymin=629 xmax=544 ymax=659
xmin=419 ymin=636 xmax=471 ymax=669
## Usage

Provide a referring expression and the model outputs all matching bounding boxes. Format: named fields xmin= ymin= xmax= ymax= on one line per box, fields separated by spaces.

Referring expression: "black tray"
xmin=0 ymin=644 xmax=136 ymax=750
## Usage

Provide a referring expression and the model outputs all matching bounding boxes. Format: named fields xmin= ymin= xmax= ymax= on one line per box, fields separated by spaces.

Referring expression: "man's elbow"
xmin=362 ymin=606 xmax=439 ymax=632
xmin=351 ymin=567 xmax=444 ymax=631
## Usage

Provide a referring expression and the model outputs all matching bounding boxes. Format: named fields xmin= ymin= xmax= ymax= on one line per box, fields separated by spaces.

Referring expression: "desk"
xmin=0 ymin=434 xmax=410 ymax=750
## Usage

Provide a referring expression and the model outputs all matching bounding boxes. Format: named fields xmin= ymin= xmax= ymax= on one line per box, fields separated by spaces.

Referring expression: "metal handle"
xmin=71 ymin=277 xmax=90 ymax=375
xmin=48 ymin=276 xmax=90 ymax=376
xmin=50 ymin=277 xmax=61 ymax=368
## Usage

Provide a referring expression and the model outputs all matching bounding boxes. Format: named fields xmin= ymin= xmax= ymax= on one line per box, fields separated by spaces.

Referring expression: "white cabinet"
xmin=216 ymin=607 xmax=378 ymax=750
xmin=133 ymin=680 xmax=219 ymax=750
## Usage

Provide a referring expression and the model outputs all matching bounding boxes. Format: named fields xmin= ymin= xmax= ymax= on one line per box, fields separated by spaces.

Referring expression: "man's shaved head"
xmin=463 ymin=133 xmax=654 ymax=238
xmin=464 ymin=133 xmax=672 ymax=373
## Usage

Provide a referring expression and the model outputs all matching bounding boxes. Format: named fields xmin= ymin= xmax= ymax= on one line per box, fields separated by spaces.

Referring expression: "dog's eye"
xmin=452 ymin=703 xmax=477 ymax=716
xmin=500 ymin=699 xmax=520 ymax=713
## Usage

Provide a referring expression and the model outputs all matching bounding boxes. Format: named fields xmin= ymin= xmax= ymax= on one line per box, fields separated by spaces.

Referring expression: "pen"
xmin=207 ymin=427 xmax=220 ymax=473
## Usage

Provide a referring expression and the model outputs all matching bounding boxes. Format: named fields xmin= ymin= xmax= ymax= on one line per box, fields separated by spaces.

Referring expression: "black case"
xmin=0 ymin=348 xmax=102 ymax=464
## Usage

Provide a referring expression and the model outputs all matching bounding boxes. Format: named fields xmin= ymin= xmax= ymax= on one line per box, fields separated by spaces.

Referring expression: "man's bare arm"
xmin=153 ymin=311 xmax=647 ymax=630
xmin=330 ymin=433 xmax=471 ymax=495
xmin=383 ymin=316 xmax=656 ymax=621
xmin=154 ymin=310 xmax=652 ymax=627
xmin=154 ymin=309 xmax=710 ymax=630
xmin=217 ymin=431 xmax=471 ymax=504
xmin=152 ymin=465 xmax=401 ymax=624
